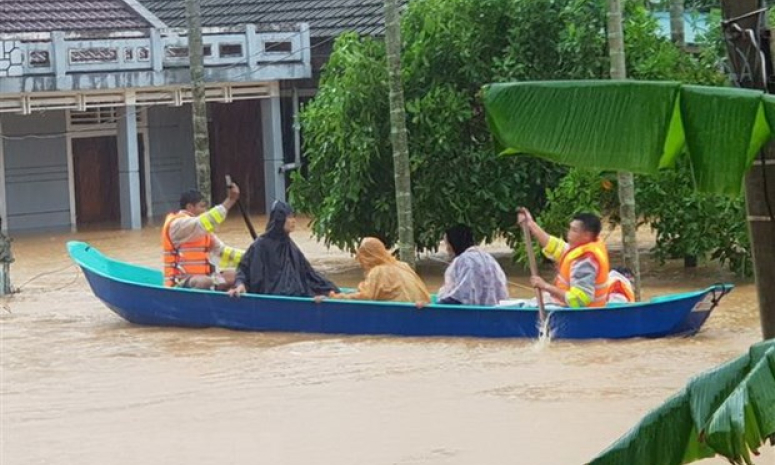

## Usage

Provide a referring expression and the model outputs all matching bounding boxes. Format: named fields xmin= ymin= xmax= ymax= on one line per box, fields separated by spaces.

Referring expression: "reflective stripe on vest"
xmin=161 ymin=211 xmax=213 ymax=287
xmin=607 ymin=277 xmax=635 ymax=303
xmin=553 ymin=239 xmax=610 ymax=308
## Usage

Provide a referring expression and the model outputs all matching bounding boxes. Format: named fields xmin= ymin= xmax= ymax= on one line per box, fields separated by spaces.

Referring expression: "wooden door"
xmin=72 ymin=137 xmax=120 ymax=225
xmin=209 ymin=101 xmax=266 ymax=213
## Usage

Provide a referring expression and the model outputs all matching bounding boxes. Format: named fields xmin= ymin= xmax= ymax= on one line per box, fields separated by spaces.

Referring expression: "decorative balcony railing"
xmin=0 ymin=24 xmax=310 ymax=80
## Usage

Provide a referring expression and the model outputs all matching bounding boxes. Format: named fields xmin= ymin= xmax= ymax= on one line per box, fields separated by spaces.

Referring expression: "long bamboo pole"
xmin=521 ymin=222 xmax=547 ymax=327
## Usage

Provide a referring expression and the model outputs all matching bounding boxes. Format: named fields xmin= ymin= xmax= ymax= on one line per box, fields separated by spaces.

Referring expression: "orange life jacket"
xmin=607 ymin=275 xmax=635 ymax=303
xmin=554 ymin=239 xmax=611 ymax=307
xmin=161 ymin=211 xmax=213 ymax=287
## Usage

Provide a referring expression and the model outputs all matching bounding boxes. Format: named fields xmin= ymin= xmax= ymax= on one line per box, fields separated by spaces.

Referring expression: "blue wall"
xmin=147 ymin=105 xmax=195 ymax=216
xmin=652 ymin=11 xmax=709 ymax=45
xmin=1 ymin=112 xmax=70 ymax=232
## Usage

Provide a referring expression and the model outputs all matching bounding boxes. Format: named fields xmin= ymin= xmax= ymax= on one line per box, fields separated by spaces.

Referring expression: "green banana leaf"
xmin=587 ymin=339 xmax=775 ymax=465
xmin=482 ymin=81 xmax=772 ymax=196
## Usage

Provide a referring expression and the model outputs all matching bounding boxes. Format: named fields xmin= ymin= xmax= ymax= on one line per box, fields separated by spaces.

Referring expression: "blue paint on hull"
xmin=69 ymin=241 xmax=730 ymax=339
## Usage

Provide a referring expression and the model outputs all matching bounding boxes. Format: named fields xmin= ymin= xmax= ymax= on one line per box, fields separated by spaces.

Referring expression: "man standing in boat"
xmin=162 ymin=184 xmax=244 ymax=290
xmin=517 ymin=208 xmax=613 ymax=308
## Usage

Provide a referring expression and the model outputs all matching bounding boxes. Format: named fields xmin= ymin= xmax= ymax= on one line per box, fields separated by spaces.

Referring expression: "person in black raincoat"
xmin=228 ymin=201 xmax=339 ymax=298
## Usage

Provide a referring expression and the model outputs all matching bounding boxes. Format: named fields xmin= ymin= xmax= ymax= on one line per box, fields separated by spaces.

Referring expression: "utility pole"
xmin=720 ymin=0 xmax=775 ymax=339
xmin=0 ymin=216 xmax=13 ymax=296
xmin=384 ymin=0 xmax=416 ymax=267
xmin=608 ymin=0 xmax=642 ymax=300
xmin=185 ymin=0 xmax=212 ymax=202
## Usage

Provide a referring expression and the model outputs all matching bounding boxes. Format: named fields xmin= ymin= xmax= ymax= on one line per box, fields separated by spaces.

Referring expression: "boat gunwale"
xmin=67 ymin=241 xmax=728 ymax=314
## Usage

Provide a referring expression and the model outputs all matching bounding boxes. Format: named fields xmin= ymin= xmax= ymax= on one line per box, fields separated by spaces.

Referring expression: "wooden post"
xmin=720 ymin=0 xmax=775 ymax=339
xmin=185 ymin=0 xmax=212 ymax=203
xmin=385 ymin=0 xmax=416 ymax=268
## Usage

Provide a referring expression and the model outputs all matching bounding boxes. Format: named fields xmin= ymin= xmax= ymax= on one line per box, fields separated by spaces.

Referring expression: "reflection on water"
xmin=1 ymin=216 xmax=772 ymax=465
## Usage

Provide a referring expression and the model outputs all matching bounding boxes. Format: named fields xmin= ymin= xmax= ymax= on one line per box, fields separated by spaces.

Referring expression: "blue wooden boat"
xmin=68 ymin=241 xmax=732 ymax=339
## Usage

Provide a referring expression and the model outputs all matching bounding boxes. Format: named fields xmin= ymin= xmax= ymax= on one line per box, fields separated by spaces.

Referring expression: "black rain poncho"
xmin=235 ymin=201 xmax=339 ymax=297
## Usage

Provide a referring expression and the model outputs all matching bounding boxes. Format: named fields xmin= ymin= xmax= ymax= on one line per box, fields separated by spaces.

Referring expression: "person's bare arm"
xmin=221 ymin=183 xmax=240 ymax=211
xmin=517 ymin=207 xmax=567 ymax=262
xmin=169 ymin=183 xmax=242 ymax=245
xmin=530 ymin=276 xmax=566 ymax=305
xmin=517 ymin=208 xmax=550 ymax=248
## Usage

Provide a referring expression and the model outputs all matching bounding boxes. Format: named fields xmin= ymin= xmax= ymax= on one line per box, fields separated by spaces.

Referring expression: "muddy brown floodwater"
xmin=1 ymin=216 xmax=773 ymax=465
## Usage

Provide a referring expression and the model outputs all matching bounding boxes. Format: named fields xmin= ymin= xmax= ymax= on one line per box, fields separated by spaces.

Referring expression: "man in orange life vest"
xmin=161 ymin=184 xmax=244 ymax=290
xmin=517 ymin=208 xmax=612 ymax=308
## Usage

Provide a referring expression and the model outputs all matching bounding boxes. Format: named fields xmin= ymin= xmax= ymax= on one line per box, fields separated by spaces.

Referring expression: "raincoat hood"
xmin=234 ymin=200 xmax=339 ymax=297
xmin=264 ymin=200 xmax=294 ymax=240
xmin=357 ymin=237 xmax=396 ymax=272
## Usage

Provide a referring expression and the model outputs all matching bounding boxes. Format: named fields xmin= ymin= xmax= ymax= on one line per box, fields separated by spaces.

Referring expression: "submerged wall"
xmin=1 ymin=112 xmax=70 ymax=232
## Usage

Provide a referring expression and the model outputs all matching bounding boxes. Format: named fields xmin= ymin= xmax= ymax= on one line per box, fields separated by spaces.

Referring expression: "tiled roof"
xmin=0 ymin=0 xmax=153 ymax=33
xmin=140 ymin=0 xmax=388 ymax=38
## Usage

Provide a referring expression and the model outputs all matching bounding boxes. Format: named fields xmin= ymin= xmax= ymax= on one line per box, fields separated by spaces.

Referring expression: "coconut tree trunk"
xmin=670 ymin=0 xmax=685 ymax=48
xmin=608 ymin=0 xmax=642 ymax=300
xmin=185 ymin=0 xmax=212 ymax=202
xmin=720 ymin=0 xmax=775 ymax=339
xmin=384 ymin=0 xmax=416 ymax=268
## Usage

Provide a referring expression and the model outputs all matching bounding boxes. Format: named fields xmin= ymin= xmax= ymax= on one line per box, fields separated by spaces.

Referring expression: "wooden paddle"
xmin=521 ymin=221 xmax=548 ymax=328
xmin=225 ymin=175 xmax=258 ymax=240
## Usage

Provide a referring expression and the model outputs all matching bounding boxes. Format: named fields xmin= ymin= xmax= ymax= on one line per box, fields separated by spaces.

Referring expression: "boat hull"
xmin=70 ymin=241 xmax=728 ymax=339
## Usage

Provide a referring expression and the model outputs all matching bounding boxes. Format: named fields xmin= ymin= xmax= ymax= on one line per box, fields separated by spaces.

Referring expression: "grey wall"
xmin=1 ymin=112 xmax=70 ymax=232
xmin=147 ymin=104 xmax=195 ymax=216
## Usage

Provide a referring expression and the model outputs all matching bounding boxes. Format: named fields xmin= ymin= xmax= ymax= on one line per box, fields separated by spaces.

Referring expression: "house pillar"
xmin=0 ymin=117 xmax=7 ymax=234
xmin=0 ymin=118 xmax=10 ymax=296
xmin=117 ymin=106 xmax=142 ymax=229
xmin=261 ymin=88 xmax=285 ymax=212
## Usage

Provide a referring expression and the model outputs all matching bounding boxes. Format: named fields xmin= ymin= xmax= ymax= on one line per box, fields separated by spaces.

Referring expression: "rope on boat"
xmin=708 ymin=283 xmax=733 ymax=311
xmin=14 ymin=263 xmax=81 ymax=292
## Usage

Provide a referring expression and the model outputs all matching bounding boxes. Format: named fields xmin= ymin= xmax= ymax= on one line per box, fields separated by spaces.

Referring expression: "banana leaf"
xmin=482 ymin=81 xmax=772 ymax=196
xmin=587 ymin=339 xmax=775 ymax=465
xmin=679 ymin=86 xmax=770 ymax=196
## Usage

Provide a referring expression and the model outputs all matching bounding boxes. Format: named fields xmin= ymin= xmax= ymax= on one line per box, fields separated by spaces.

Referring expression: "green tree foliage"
xmin=290 ymin=0 xmax=741 ymax=265
xmin=290 ymin=0 xmax=609 ymax=251
xmin=624 ymin=4 xmax=725 ymax=84
xmin=534 ymin=5 xmax=751 ymax=274
xmin=537 ymin=161 xmax=752 ymax=275
xmin=537 ymin=170 xmax=620 ymax=236
xmin=626 ymin=5 xmax=749 ymax=275
xmin=637 ymin=157 xmax=752 ymax=275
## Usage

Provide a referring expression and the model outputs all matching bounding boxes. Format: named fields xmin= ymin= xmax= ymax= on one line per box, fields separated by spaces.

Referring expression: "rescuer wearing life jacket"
xmin=161 ymin=184 xmax=244 ymax=290
xmin=517 ymin=208 xmax=612 ymax=308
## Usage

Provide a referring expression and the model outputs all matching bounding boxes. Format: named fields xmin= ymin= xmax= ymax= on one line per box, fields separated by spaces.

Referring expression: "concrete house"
xmin=138 ymin=0 xmax=388 ymax=207
xmin=0 ymin=0 xmax=386 ymax=234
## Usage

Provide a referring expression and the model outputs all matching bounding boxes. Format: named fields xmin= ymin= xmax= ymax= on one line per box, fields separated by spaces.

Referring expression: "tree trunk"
xmin=720 ymin=0 xmax=775 ymax=339
xmin=384 ymin=0 xmax=416 ymax=268
xmin=608 ymin=0 xmax=642 ymax=300
xmin=670 ymin=0 xmax=685 ymax=48
xmin=185 ymin=0 xmax=212 ymax=203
